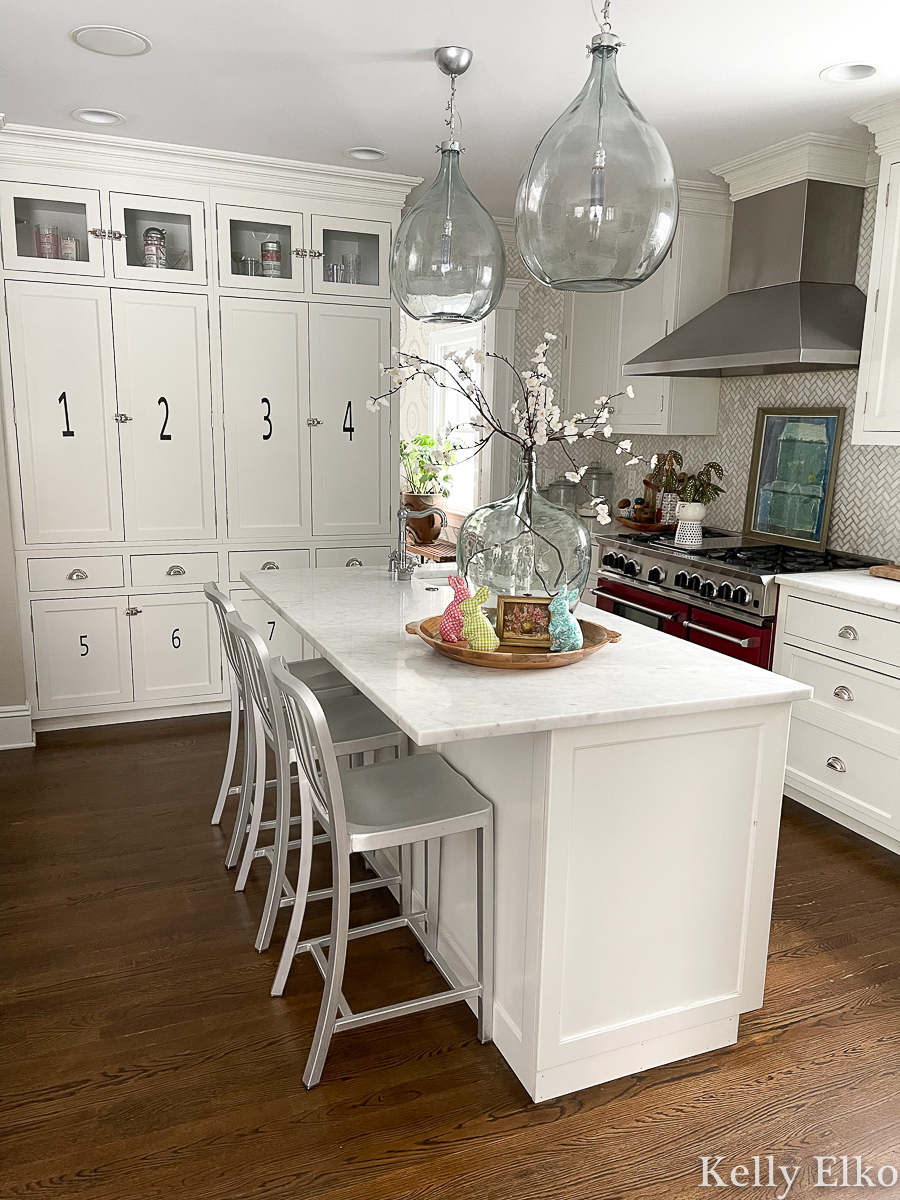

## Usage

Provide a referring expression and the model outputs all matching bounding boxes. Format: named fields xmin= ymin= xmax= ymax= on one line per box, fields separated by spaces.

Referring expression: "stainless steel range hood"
xmin=624 ymin=179 xmax=866 ymax=378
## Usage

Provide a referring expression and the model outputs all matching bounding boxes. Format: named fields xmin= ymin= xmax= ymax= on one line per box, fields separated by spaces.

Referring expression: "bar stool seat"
xmin=287 ymin=658 xmax=351 ymax=695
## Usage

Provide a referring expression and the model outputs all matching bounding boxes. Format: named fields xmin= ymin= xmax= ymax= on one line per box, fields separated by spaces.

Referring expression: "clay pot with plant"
xmin=400 ymin=434 xmax=456 ymax=544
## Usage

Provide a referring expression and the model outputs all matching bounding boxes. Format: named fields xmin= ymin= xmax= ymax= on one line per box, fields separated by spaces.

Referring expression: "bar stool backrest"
xmin=225 ymin=611 xmax=291 ymax=767
xmin=271 ymin=656 xmax=345 ymax=844
xmin=204 ymin=583 xmax=243 ymax=686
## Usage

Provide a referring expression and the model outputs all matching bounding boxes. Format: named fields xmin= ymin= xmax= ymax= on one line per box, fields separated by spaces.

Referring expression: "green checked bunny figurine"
xmin=549 ymin=585 xmax=583 ymax=653
xmin=459 ymin=586 xmax=499 ymax=653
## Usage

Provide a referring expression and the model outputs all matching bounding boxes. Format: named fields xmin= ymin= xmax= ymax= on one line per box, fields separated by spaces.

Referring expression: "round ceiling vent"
xmin=71 ymin=26 xmax=152 ymax=56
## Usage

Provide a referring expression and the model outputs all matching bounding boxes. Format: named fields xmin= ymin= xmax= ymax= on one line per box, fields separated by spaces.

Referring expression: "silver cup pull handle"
xmin=838 ymin=625 xmax=859 ymax=641
xmin=826 ymin=756 xmax=846 ymax=774
xmin=166 ymin=564 xmax=186 ymax=577
xmin=261 ymin=561 xmax=279 ymax=570
xmin=833 ymin=685 xmax=854 ymax=702
xmin=66 ymin=568 xmax=88 ymax=581
xmin=345 ymin=558 xmax=363 ymax=567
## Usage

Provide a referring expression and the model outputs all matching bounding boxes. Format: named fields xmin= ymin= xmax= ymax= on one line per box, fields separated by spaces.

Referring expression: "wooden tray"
xmin=406 ymin=615 xmax=621 ymax=670
xmin=614 ymin=516 xmax=677 ymax=533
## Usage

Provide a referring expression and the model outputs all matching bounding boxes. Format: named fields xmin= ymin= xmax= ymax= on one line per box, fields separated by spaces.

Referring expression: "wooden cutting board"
xmin=870 ymin=564 xmax=900 ymax=580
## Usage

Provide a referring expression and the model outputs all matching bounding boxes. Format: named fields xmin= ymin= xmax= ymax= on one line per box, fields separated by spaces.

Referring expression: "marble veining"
xmin=775 ymin=569 xmax=900 ymax=614
xmin=243 ymin=568 xmax=810 ymax=746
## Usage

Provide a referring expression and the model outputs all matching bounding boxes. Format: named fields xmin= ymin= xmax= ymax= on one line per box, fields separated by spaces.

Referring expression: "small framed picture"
xmin=743 ymin=407 xmax=844 ymax=551
xmin=495 ymin=595 xmax=553 ymax=648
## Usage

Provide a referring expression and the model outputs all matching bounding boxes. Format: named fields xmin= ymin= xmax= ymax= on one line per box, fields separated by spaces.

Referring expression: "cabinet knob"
xmin=826 ymin=756 xmax=846 ymax=774
xmin=114 ymin=413 xmax=133 ymax=423
xmin=345 ymin=558 xmax=363 ymax=567
xmin=833 ymin=685 xmax=854 ymax=702
xmin=66 ymin=568 xmax=88 ymax=581
xmin=838 ymin=625 xmax=859 ymax=641
xmin=166 ymin=565 xmax=186 ymax=577
xmin=307 ymin=418 xmax=323 ymax=427
xmin=125 ymin=607 xmax=142 ymax=616
xmin=89 ymin=228 xmax=108 ymax=240
xmin=261 ymin=561 xmax=279 ymax=571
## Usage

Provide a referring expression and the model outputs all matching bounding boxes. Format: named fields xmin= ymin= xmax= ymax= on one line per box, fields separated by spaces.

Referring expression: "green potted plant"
xmin=400 ymin=434 xmax=457 ymax=544
xmin=648 ymin=449 xmax=684 ymax=524
xmin=674 ymin=461 xmax=725 ymax=549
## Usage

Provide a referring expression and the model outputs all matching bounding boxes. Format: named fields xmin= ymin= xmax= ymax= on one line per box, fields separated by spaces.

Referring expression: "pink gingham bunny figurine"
xmin=439 ymin=575 xmax=471 ymax=642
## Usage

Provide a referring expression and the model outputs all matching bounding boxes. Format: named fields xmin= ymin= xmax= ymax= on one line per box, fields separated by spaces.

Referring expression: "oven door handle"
xmin=590 ymin=588 xmax=681 ymax=622
xmin=682 ymin=619 xmax=759 ymax=649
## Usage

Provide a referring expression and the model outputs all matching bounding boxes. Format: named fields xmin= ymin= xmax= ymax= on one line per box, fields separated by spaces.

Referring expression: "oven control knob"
xmin=718 ymin=582 xmax=733 ymax=601
xmin=623 ymin=559 xmax=641 ymax=577
xmin=613 ymin=554 xmax=627 ymax=571
xmin=732 ymin=585 xmax=751 ymax=606
xmin=601 ymin=552 xmax=618 ymax=567
xmin=647 ymin=565 xmax=666 ymax=584
xmin=700 ymin=579 xmax=718 ymax=599
xmin=674 ymin=571 xmax=689 ymax=588
xmin=688 ymin=573 xmax=703 ymax=592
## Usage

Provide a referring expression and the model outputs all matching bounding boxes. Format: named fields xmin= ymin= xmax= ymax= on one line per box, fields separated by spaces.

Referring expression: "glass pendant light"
xmin=515 ymin=0 xmax=677 ymax=291
xmin=390 ymin=46 xmax=506 ymax=323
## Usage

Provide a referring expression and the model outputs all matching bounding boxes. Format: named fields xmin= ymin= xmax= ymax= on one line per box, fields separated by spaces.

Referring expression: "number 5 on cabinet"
xmin=31 ymin=596 xmax=133 ymax=710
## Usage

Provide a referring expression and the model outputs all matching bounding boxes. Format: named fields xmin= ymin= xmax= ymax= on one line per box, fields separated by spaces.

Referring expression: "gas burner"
xmin=704 ymin=544 xmax=873 ymax=574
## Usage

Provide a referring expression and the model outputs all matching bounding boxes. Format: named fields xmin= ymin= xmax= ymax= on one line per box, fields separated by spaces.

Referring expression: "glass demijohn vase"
xmin=457 ymin=447 xmax=592 ymax=607
xmin=515 ymin=26 xmax=677 ymax=292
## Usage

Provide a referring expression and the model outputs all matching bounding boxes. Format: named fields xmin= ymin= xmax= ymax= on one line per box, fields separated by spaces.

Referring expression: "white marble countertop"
xmin=242 ymin=568 xmax=811 ymax=745
xmin=775 ymin=568 xmax=900 ymax=614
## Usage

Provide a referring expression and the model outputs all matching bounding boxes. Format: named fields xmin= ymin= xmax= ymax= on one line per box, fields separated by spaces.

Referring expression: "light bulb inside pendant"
xmin=515 ymin=4 xmax=678 ymax=292
xmin=390 ymin=47 xmax=506 ymax=324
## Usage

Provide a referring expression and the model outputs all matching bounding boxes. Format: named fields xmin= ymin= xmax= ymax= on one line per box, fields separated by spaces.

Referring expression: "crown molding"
xmin=712 ymin=133 xmax=872 ymax=201
xmin=853 ymin=97 xmax=900 ymax=158
xmin=0 ymin=123 xmax=422 ymax=209
xmin=677 ymin=179 xmax=731 ymax=217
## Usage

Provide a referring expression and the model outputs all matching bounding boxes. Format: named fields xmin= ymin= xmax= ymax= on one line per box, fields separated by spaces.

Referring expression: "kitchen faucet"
xmin=389 ymin=503 xmax=447 ymax=581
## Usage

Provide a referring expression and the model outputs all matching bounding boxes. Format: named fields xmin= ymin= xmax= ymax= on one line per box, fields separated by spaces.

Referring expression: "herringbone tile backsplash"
xmin=507 ymin=184 xmax=900 ymax=562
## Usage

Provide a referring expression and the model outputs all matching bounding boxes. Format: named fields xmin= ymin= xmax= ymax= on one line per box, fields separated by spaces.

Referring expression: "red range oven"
xmin=592 ymin=577 xmax=773 ymax=668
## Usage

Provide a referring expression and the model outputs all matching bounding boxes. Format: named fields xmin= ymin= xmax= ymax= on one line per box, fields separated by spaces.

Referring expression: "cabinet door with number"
xmin=229 ymin=587 xmax=308 ymax=663
xmin=31 ymin=595 xmax=133 ymax=710
xmin=220 ymin=297 xmax=311 ymax=539
xmin=129 ymin=592 xmax=222 ymax=702
xmin=112 ymin=290 xmax=216 ymax=541
xmin=7 ymin=281 xmax=124 ymax=543
xmin=308 ymin=304 xmax=391 ymax=537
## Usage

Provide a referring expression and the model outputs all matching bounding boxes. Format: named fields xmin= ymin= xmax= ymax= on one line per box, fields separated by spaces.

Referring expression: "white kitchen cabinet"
xmin=229 ymin=586 xmax=309 ymax=663
xmin=315 ymin=545 xmax=391 ymax=567
xmin=562 ymin=187 xmax=730 ymax=435
xmin=0 ymin=182 xmax=106 ymax=276
xmin=7 ymin=281 xmax=124 ymax=543
xmin=221 ymin=296 xmax=312 ymax=540
xmin=308 ymin=303 xmax=392 ymax=537
xmin=853 ymin=159 xmax=900 ymax=443
xmin=216 ymin=203 xmax=306 ymax=292
xmin=109 ymin=192 xmax=208 ymax=285
xmin=31 ymin=595 xmax=133 ymax=709
xmin=309 ymin=214 xmax=392 ymax=300
xmin=129 ymin=591 xmax=222 ymax=702
xmin=112 ymin=289 xmax=216 ymax=542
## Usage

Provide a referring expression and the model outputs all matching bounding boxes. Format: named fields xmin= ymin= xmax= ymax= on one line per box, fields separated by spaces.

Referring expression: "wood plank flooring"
xmin=1 ymin=713 xmax=898 ymax=1199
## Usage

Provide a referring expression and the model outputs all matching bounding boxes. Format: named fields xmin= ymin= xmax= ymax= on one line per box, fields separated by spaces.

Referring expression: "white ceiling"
xmin=1 ymin=0 xmax=899 ymax=214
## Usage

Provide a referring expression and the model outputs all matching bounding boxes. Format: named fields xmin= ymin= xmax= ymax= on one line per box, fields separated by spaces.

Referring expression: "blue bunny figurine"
xmin=549 ymin=586 xmax=583 ymax=653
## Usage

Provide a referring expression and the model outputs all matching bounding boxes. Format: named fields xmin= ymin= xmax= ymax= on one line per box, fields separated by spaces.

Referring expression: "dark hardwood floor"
xmin=1 ymin=714 xmax=898 ymax=1199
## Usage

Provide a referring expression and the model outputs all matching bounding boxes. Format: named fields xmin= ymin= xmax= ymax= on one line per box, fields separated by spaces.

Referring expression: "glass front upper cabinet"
xmin=109 ymin=193 xmax=208 ymax=284
xmin=310 ymin=215 xmax=392 ymax=299
xmin=0 ymin=183 xmax=105 ymax=276
xmin=216 ymin=204 xmax=305 ymax=292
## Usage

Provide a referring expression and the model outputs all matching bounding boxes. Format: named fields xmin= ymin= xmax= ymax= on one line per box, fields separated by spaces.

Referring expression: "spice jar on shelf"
xmin=261 ymin=239 xmax=282 ymax=278
xmin=142 ymin=226 xmax=167 ymax=269
xmin=35 ymin=224 xmax=60 ymax=259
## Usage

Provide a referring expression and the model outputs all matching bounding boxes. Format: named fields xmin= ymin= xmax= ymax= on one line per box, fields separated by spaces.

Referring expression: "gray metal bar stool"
xmin=225 ymin=611 xmax=406 ymax=952
xmin=270 ymin=657 xmax=494 ymax=1089
xmin=204 ymin=582 xmax=354 ymax=840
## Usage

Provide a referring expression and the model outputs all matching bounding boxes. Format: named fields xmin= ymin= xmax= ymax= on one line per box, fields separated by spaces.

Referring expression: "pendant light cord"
xmin=591 ymin=0 xmax=613 ymax=32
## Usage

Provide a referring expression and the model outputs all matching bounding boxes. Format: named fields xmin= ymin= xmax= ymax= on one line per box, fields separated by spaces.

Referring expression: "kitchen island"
xmin=243 ymin=567 xmax=811 ymax=1102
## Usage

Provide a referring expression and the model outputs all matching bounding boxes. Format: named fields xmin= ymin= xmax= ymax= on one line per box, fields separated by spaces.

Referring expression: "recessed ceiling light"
xmin=72 ymin=108 xmax=126 ymax=126
xmin=71 ymin=25 xmax=152 ymax=56
xmin=344 ymin=147 xmax=388 ymax=162
xmin=819 ymin=61 xmax=878 ymax=82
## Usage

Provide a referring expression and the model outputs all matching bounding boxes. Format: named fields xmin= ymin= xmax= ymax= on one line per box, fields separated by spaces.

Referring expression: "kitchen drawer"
xmin=315 ymin=545 xmax=390 ymax=568
xmin=782 ymin=595 xmax=900 ymax=668
xmin=780 ymin=644 xmax=900 ymax=736
xmin=130 ymin=552 xmax=220 ymax=588
xmin=228 ymin=548 xmax=310 ymax=582
xmin=787 ymin=716 xmax=900 ymax=832
xmin=27 ymin=555 xmax=124 ymax=592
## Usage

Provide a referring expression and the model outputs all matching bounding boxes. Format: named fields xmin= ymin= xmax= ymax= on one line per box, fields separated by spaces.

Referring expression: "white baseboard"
xmin=32 ymin=698 xmax=230 ymax=733
xmin=0 ymin=703 xmax=34 ymax=749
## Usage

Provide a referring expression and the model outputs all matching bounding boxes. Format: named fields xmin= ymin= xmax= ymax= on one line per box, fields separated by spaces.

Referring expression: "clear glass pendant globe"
xmin=391 ymin=147 xmax=507 ymax=323
xmin=457 ymin=448 xmax=592 ymax=606
xmin=515 ymin=40 xmax=678 ymax=292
